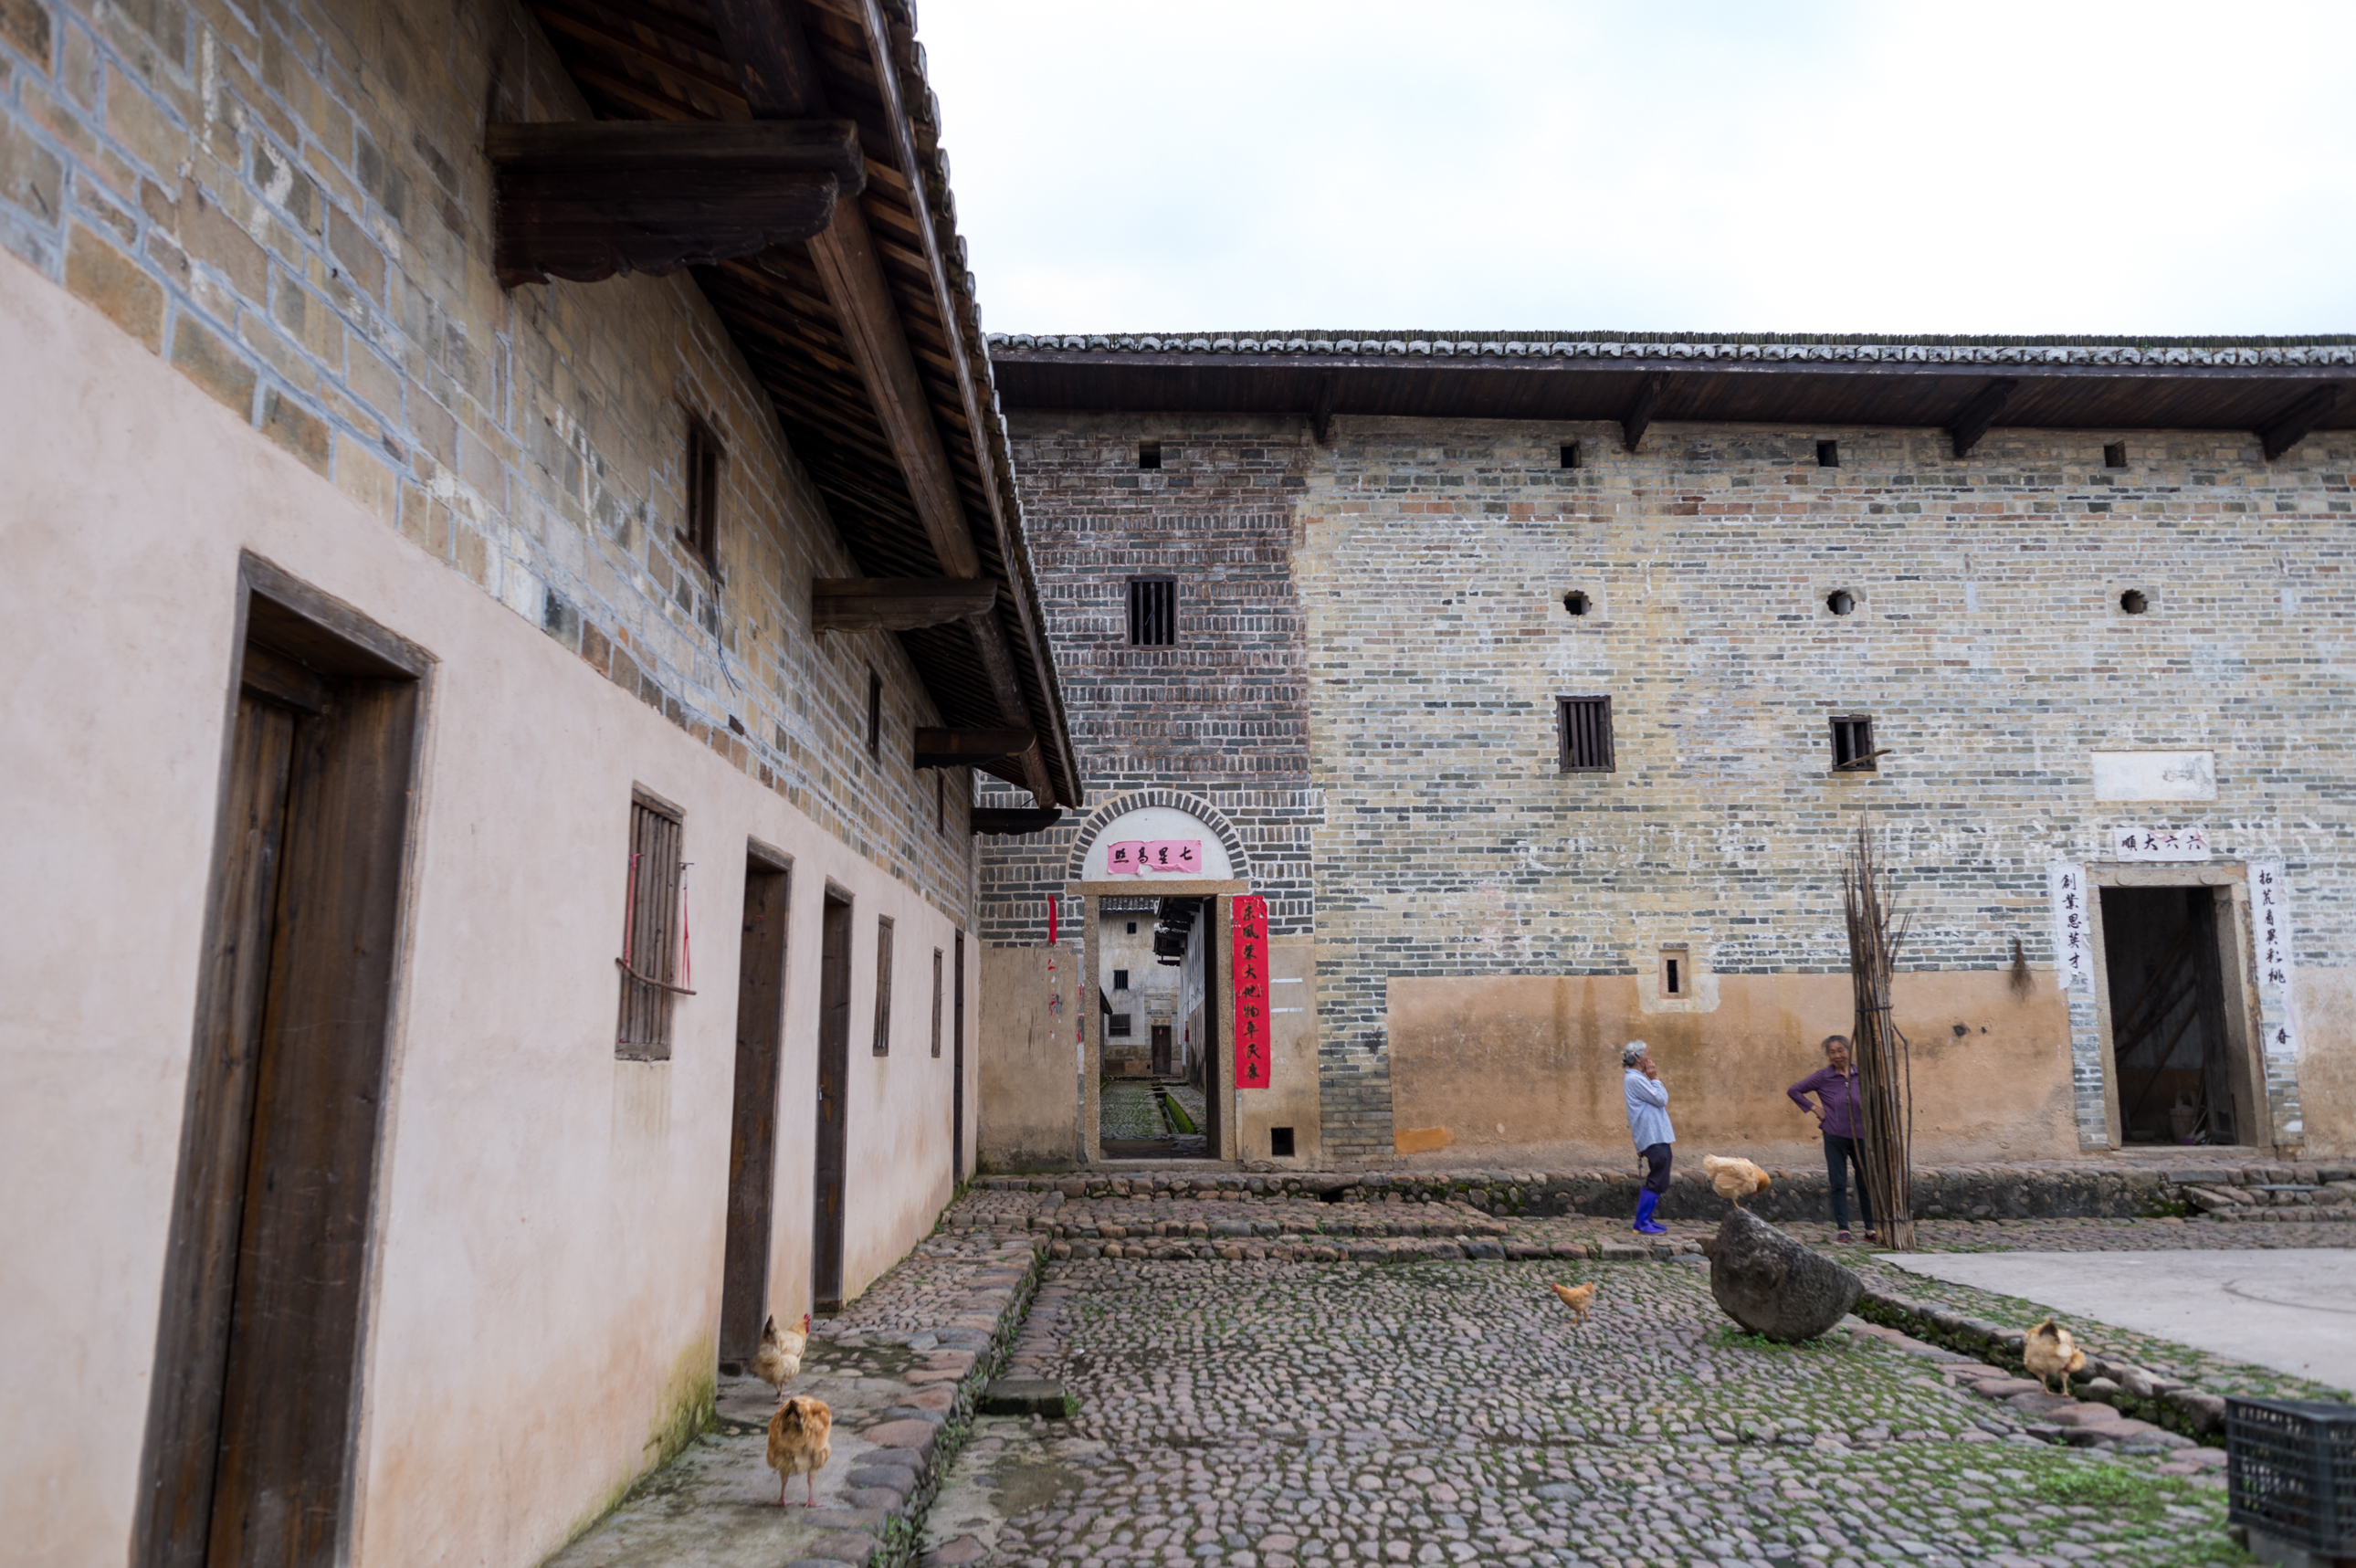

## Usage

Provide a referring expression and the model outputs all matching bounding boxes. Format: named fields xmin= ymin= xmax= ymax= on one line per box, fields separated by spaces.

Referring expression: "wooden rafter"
xmin=813 ymin=577 xmax=998 ymax=632
xmin=2258 ymin=384 xmax=2338 ymax=460
xmin=1620 ymin=371 xmax=1667 ymax=454
xmin=1946 ymin=377 xmax=2019 ymax=459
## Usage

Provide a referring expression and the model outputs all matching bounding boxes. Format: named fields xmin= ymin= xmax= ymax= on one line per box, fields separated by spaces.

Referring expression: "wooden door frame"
xmin=136 ymin=552 xmax=431 ymax=1568
xmin=1071 ymin=879 xmax=1245 ymax=1164
xmin=2084 ymin=863 xmax=2268 ymax=1153
xmin=719 ymin=845 xmax=791 ymax=1365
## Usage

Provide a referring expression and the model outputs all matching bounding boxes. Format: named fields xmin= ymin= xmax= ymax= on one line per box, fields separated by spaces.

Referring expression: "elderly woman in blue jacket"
xmin=1622 ymin=1040 xmax=1672 ymax=1235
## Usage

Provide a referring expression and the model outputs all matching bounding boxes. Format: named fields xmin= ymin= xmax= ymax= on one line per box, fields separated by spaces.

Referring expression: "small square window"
xmin=1556 ymin=695 xmax=1614 ymax=773
xmin=682 ymin=415 xmax=724 ymax=574
xmin=1113 ymin=968 xmax=1131 ymax=991
xmin=1128 ymin=577 xmax=1177 ymax=647
xmin=1127 ymin=921 xmax=1138 ymax=935
xmin=1816 ymin=439 xmax=1840 ymax=468
xmin=1270 ymin=1126 xmax=1296 ymax=1158
xmin=1831 ymin=714 xmax=1877 ymax=772
xmin=1660 ymin=952 xmax=1685 ymax=997
xmin=1560 ymin=441 xmax=1582 ymax=470
xmin=2104 ymin=442 xmax=2128 ymax=469
xmin=1108 ymin=1014 xmax=1133 ymax=1037
xmin=1138 ymin=439 xmax=1162 ymax=470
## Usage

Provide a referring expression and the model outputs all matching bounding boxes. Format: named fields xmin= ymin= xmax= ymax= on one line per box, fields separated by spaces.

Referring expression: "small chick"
xmin=1551 ymin=1282 xmax=1596 ymax=1323
xmin=753 ymin=1311 xmax=810 ymax=1402
xmin=767 ymin=1394 xmax=833 ymax=1508
xmin=1703 ymin=1155 xmax=1772 ymax=1208
xmin=2022 ymin=1317 xmax=2087 ymax=1396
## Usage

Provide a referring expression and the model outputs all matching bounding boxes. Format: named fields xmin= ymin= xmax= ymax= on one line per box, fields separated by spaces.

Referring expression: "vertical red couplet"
xmin=1232 ymin=895 xmax=1270 ymax=1089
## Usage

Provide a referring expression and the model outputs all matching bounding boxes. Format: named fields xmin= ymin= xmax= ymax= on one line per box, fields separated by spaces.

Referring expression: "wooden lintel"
xmin=1309 ymin=372 xmax=1337 ymax=445
xmin=487 ymin=121 xmax=860 ymax=288
xmin=2257 ymin=384 xmax=2339 ymax=460
xmin=1946 ymin=377 xmax=2019 ymax=458
xmin=970 ymin=807 xmax=1063 ymax=836
xmin=1620 ymin=372 xmax=1667 ymax=453
xmin=914 ymin=727 xmax=1034 ymax=767
xmin=812 ymin=577 xmax=998 ymax=632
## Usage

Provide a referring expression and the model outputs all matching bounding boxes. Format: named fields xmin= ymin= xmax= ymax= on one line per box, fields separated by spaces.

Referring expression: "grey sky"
xmin=920 ymin=2 xmax=2356 ymax=338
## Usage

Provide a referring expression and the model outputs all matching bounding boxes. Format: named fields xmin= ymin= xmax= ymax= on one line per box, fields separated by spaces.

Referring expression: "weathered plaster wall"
xmin=0 ymin=144 xmax=969 ymax=1568
xmin=978 ymin=943 xmax=1078 ymax=1169
xmin=1388 ymin=972 xmax=2077 ymax=1167
xmin=2296 ymin=970 xmax=2356 ymax=1155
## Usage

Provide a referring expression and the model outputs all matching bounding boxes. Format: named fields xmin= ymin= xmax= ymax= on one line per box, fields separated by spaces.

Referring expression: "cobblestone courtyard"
xmin=925 ymin=1254 xmax=2243 ymax=1568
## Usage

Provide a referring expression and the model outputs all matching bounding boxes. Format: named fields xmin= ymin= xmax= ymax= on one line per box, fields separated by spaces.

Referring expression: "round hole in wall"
xmin=2119 ymin=589 xmax=2150 ymax=615
xmin=1562 ymin=591 xmax=1591 ymax=616
xmin=1825 ymin=590 xmax=1856 ymax=616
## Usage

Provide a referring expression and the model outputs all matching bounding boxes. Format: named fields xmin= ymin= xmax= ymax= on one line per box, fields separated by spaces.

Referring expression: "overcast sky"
xmin=919 ymin=2 xmax=2356 ymax=339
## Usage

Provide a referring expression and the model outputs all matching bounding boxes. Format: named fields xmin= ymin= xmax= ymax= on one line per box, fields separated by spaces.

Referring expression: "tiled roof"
xmin=990 ymin=332 xmax=2356 ymax=368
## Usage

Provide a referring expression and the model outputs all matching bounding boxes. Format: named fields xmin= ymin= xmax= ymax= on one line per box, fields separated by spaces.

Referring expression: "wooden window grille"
xmin=683 ymin=415 xmax=723 ymax=575
xmin=616 ymin=796 xmax=689 ymax=1059
xmin=1556 ymin=695 xmax=1614 ymax=773
xmin=1831 ymin=714 xmax=1878 ymax=772
xmin=872 ymin=915 xmax=894 ymax=1055
xmin=1128 ymin=577 xmax=1176 ymax=647
xmin=931 ymin=947 xmax=943 ymax=1058
xmin=866 ymin=669 xmax=882 ymax=762
xmin=1108 ymin=1014 xmax=1132 ymax=1037
xmin=1113 ymin=968 xmax=1130 ymax=991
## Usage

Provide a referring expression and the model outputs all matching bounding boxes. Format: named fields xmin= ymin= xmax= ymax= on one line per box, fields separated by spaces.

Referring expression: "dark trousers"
xmin=1824 ymin=1132 xmax=1874 ymax=1232
xmin=1639 ymin=1142 xmax=1673 ymax=1194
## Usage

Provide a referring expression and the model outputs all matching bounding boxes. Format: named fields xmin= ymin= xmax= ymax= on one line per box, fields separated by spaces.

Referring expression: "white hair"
xmin=1621 ymin=1040 xmax=1649 ymax=1068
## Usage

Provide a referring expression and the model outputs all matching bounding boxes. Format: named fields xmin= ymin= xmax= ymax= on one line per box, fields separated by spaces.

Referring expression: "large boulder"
xmin=1709 ymin=1208 xmax=1862 ymax=1342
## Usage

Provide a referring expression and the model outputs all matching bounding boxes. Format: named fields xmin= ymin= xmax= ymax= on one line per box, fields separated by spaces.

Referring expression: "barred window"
xmin=682 ymin=415 xmax=723 ymax=575
xmin=872 ymin=916 xmax=894 ymax=1056
xmin=1831 ymin=714 xmax=1877 ymax=772
xmin=1556 ymin=695 xmax=1614 ymax=773
xmin=616 ymin=795 xmax=686 ymax=1059
xmin=1128 ymin=578 xmax=1176 ymax=647
xmin=1108 ymin=1014 xmax=1133 ymax=1037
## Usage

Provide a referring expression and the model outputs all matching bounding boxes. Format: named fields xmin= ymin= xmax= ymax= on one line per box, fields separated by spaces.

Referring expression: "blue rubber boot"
xmin=1633 ymin=1189 xmax=1663 ymax=1234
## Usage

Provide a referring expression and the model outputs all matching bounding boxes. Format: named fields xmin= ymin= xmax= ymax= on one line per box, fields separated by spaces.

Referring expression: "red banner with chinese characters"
xmin=1232 ymin=895 xmax=1270 ymax=1089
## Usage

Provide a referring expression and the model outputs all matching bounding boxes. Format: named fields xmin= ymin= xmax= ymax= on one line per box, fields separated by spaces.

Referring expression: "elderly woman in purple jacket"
xmin=1787 ymin=1034 xmax=1877 ymax=1244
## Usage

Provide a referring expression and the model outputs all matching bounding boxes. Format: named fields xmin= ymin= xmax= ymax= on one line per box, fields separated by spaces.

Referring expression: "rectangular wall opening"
xmin=138 ymin=558 xmax=427 ymax=1568
xmin=812 ymin=887 xmax=853 ymax=1312
xmin=2099 ymin=885 xmax=2248 ymax=1146
xmin=1097 ymin=895 xmax=1213 ymax=1160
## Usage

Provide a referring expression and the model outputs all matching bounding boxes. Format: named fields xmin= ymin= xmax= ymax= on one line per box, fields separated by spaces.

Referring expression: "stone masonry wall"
xmin=1299 ymin=416 xmax=2356 ymax=1158
xmin=980 ymin=412 xmax=1320 ymax=943
xmin=0 ymin=0 xmax=974 ymax=918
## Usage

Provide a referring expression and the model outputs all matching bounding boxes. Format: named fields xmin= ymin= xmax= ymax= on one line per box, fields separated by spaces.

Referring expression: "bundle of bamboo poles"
xmin=1842 ymin=819 xmax=1917 ymax=1250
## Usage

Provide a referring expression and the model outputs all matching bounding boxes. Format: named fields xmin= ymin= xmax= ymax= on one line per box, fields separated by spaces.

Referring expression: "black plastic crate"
xmin=2227 ymin=1396 xmax=2356 ymax=1553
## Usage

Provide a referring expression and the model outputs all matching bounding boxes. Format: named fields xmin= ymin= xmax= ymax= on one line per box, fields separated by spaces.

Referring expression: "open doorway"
xmin=1096 ymin=897 xmax=1214 ymax=1158
xmin=138 ymin=562 xmax=426 ymax=1568
xmin=812 ymin=886 xmax=852 ymax=1313
xmin=2099 ymin=884 xmax=2251 ymax=1146
xmin=719 ymin=852 xmax=789 ymax=1370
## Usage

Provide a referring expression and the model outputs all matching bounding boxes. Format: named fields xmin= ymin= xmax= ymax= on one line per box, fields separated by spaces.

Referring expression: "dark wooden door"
xmin=140 ymin=576 xmax=424 ymax=1568
xmin=952 ymin=931 xmax=966 ymax=1183
xmin=812 ymin=890 xmax=853 ymax=1310
xmin=1151 ymin=1025 xmax=1173 ymax=1077
xmin=720 ymin=858 xmax=790 ymax=1364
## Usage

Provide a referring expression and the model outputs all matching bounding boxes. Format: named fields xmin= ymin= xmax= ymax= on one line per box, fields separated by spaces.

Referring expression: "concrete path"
xmin=1886 ymin=1248 xmax=2356 ymax=1391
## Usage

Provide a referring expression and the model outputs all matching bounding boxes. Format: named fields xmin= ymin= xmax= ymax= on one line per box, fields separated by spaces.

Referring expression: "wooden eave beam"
xmin=710 ymin=0 xmax=1068 ymax=811
xmin=1946 ymin=377 xmax=2019 ymax=458
xmin=913 ymin=727 xmax=1035 ymax=768
xmin=487 ymin=120 xmax=862 ymax=287
xmin=970 ymin=807 xmax=1063 ymax=837
xmin=813 ymin=576 xmax=997 ymax=631
xmin=2257 ymin=384 xmax=2339 ymax=460
xmin=1620 ymin=372 xmax=1667 ymax=453
xmin=1309 ymin=372 xmax=1337 ymax=444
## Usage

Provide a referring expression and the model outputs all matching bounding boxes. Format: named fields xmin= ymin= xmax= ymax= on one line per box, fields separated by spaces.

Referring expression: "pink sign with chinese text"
xmin=1104 ymin=839 xmax=1203 ymax=876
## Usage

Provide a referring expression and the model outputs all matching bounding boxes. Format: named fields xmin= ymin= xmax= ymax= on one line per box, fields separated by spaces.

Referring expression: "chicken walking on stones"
xmin=2024 ymin=1317 xmax=2088 ymax=1396
xmin=767 ymin=1394 xmax=832 ymax=1507
xmin=1550 ymin=1281 xmax=1595 ymax=1323
xmin=752 ymin=1311 xmax=809 ymax=1403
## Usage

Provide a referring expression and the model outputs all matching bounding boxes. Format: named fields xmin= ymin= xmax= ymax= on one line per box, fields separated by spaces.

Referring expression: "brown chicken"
xmin=1703 ymin=1155 xmax=1772 ymax=1207
xmin=2023 ymin=1317 xmax=2087 ymax=1395
xmin=1550 ymin=1282 xmax=1596 ymax=1323
xmin=752 ymin=1312 xmax=809 ymax=1402
xmin=767 ymin=1394 xmax=833 ymax=1507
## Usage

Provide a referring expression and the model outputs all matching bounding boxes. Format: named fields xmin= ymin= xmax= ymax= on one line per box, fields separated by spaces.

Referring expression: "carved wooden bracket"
xmin=488 ymin=120 xmax=864 ymax=288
